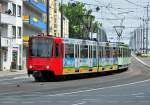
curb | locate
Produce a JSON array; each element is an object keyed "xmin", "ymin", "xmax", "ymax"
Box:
[{"xmin": 131, "ymin": 54, "xmax": 150, "ymax": 68}]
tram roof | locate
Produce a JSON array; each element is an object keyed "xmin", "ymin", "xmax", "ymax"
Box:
[{"xmin": 64, "ymin": 38, "xmax": 119, "ymax": 47}]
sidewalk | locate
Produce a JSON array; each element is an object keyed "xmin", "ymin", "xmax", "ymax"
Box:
[{"xmin": 0, "ymin": 69, "xmax": 27, "ymax": 77}]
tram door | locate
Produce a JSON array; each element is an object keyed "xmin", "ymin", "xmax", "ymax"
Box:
[{"xmin": 75, "ymin": 44, "xmax": 80, "ymax": 70}]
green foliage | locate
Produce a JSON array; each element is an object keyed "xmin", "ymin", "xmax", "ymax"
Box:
[{"xmin": 61, "ymin": 2, "xmax": 101, "ymax": 38}]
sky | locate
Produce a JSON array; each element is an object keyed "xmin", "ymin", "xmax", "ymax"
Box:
[{"xmin": 62, "ymin": 0, "xmax": 149, "ymax": 44}]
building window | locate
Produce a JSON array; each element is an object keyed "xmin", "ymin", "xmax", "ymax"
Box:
[
  {"xmin": 17, "ymin": 27, "xmax": 21, "ymax": 38},
  {"xmin": 4, "ymin": 50, "xmax": 7, "ymax": 62},
  {"xmin": 12, "ymin": 26, "xmax": 16, "ymax": 38},
  {"xmin": 17, "ymin": 5, "xmax": 21, "ymax": 17},
  {"xmin": 0, "ymin": 3, "xmax": 2, "ymax": 13},
  {"xmin": 12, "ymin": 4, "xmax": 16, "ymax": 16}
]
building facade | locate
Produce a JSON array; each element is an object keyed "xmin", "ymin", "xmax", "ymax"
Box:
[
  {"xmin": 49, "ymin": 0, "xmax": 58, "ymax": 36},
  {"xmin": 57, "ymin": 11, "xmax": 69, "ymax": 38},
  {"xmin": 49, "ymin": 0, "xmax": 69, "ymax": 37},
  {"xmin": 129, "ymin": 26, "xmax": 145, "ymax": 54},
  {"xmin": 23, "ymin": 0, "xmax": 47, "ymax": 68},
  {"xmin": 0, "ymin": 0, "xmax": 23, "ymax": 71}
]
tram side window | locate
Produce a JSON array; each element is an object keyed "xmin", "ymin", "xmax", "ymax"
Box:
[
  {"xmin": 110, "ymin": 47, "xmax": 112, "ymax": 58},
  {"xmin": 80, "ymin": 45, "xmax": 88, "ymax": 58},
  {"xmin": 105, "ymin": 47, "xmax": 110, "ymax": 58},
  {"xmin": 99, "ymin": 46, "xmax": 102, "ymax": 58},
  {"xmin": 54, "ymin": 43, "xmax": 59, "ymax": 57},
  {"xmin": 124, "ymin": 49, "xmax": 125, "ymax": 57},
  {"xmin": 102, "ymin": 46, "xmax": 105, "ymax": 58},
  {"xmin": 113, "ymin": 47, "xmax": 116, "ymax": 57},
  {"xmin": 122, "ymin": 48, "xmax": 124, "ymax": 57},
  {"xmin": 119, "ymin": 48, "xmax": 121, "ymax": 57},
  {"xmin": 89, "ymin": 46, "xmax": 91, "ymax": 58},
  {"xmin": 121, "ymin": 48, "xmax": 123, "ymax": 57},
  {"xmin": 65, "ymin": 44, "xmax": 74, "ymax": 58},
  {"xmin": 75, "ymin": 45, "xmax": 79, "ymax": 58},
  {"xmin": 93, "ymin": 46, "xmax": 96, "ymax": 58},
  {"xmin": 126, "ymin": 49, "xmax": 128, "ymax": 57}
]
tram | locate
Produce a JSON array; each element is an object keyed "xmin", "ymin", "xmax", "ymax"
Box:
[{"xmin": 27, "ymin": 35, "xmax": 131, "ymax": 81}]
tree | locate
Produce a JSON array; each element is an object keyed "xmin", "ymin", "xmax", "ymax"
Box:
[{"xmin": 61, "ymin": 2, "xmax": 101, "ymax": 39}]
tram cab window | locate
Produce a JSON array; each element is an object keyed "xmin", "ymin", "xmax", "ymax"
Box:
[
  {"xmin": 65, "ymin": 44, "xmax": 74, "ymax": 58},
  {"xmin": 80, "ymin": 45, "xmax": 88, "ymax": 58}
]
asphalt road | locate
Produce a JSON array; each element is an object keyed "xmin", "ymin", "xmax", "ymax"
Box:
[{"xmin": 0, "ymin": 57, "xmax": 150, "ymax": 105}]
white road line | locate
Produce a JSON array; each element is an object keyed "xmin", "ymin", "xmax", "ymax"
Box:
[
  {"xmin": 0, "ymin": 79, "xmax": 13, "ymax": 82},
  {"xmin": 21, "ymin": 101, "xmax": 34, "ymax": 104},
  {"xmin": 48, "ymin": 78, "xmax": 150, "ymax": 97},
  {"xmin": 135, "ymin": 96, "xmax": 145, "ymax": 98},
  {"xmin": 72, "ymin": 101, "xmax": 86, "ymax": 105},
  {"xmin": 132, "ymin": 92, "xmax": 145, "ymax": 96},
  {"xmin": 132, "ymin": 54, "xmax": 150, "ymax": 68},
  {"xmin": 0, "ymin": 76, "xmax": 30, "ymax": 82},
  {"xmin": 13, "ymin": 76, "xmax": 28, "ymax": 79}
]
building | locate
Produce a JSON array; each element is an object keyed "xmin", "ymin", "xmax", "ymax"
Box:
[
  {"xmin": 49, "ymin": 0, "xmax": 58, "ymax": 36},
  {"xmin": 48, "ymin": 0, "xmax": 69, "ymax": 38},
  {"xmin": 129, "ymin": 26, "xmax": 145, "ymax": 54},
  {"xmin": 23, "ymin": 0, "xmax": 47, "ymax": 68},
  {"xmin": 0, "ymin": 0, "xmax": 23, "ymax": 71},
  {"xmin": 57, "ymin": 11, "xmax": 69, "ymax": 38}
]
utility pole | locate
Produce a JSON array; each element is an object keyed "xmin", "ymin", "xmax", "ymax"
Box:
[
  {"xmin": 134, "ymin": 31, "xmax": 136, "ymax": 53},
  {"xmin": 146, "ymin": 2, "xmax": 149, "ymax": 53},
  {"xmin": 61, "ymin": 0, "xmax": 63, "ymax": 38},
  {"xmin": 47, "ymin": 0, "xmax": 50, "ymax": 35}
]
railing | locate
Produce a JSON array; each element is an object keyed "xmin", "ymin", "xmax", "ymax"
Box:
[
  {"xmin": 24, "ymin": 0, "xmax": 46, "ymax": 13},
  {"xmin": 0, "ymin": 36, "xmax": 12, "ymax": 47},
  {"xmin": 0, "ymin": 12, "xmax": 16, "ymax": 25}
]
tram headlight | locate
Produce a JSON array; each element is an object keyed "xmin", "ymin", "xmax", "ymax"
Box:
[
  {"xmin": 46, "ymin": 66, "xmax": 50, "ymax": 69},
  {"xmin": 29, "ymin": 65, "xmax": 33, "ymax": 69}
]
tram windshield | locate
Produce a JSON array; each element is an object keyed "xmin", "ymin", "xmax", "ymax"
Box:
[{"xmin": 29, "ymin": 38, "xmax": 53, "ymax": 57}]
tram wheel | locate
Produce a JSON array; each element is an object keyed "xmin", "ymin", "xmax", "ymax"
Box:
[{"xmin": 34, "ymin": 76, "xmax": 45, "ymax": 82}]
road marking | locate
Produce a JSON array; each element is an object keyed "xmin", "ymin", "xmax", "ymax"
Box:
[
  {"xmin": 135, "ymin": 96, "xmax": 145, "ymax": 98},
  {"xmin": 0, "ymin": 76, "xmax": 31, "ymax": 82},
  {"xmin": 132, "ymin": 54, "xmax": 150, "ymax": 68},
  {"xmin": 0, "ymin": 79, "xmax": 13, "ymax": 82},
  {"xmin": 13, "ymin": 76, "xmax": 28, "ymax": 79},
  {"xmin": 72, "ymin": 101, "xmax": 86, "ymax": 105},
  {"xmin": 21, "ymin": 101, "xmax": 34, "ymax": 104},
  {"xmin": 132, "ymin": 92, "xmax": 145, "ymax": 96},
  {"xmin": 48, "ymin": 78, "xmax": 150, "ymax": 97}
]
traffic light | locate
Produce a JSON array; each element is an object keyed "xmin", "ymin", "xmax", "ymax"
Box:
[{"xmin": 96, "ymin": 7, "xmax": 100, "ymax": 12}]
